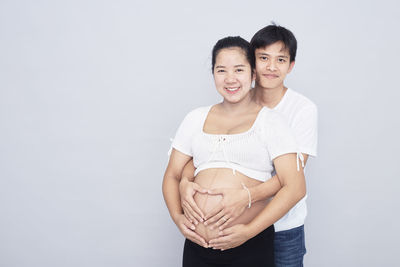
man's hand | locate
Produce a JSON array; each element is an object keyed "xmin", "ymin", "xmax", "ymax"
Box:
[
  {"xmin": 174, "ymin": 213, "xmax": 208, "ymax": 248},
  {"xmin": 179, "ymin": 178, "xmax": 207, "ymax": 225},
  {"xmin": 208, "ymin": 224, "xmax": 250, "ymax": 250},
  {"xmin": 203, "ymin": 187, "xmax": 248, "ymax": 230}
]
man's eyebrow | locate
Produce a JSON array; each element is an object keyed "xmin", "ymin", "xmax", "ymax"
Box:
[{"xmin": 256, "ymin": 52, "xmax": 289, "ymax": 58}]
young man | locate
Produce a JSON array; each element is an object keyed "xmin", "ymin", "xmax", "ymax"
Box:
[{"xmin": 179, "ymin": 24, "xmax": 317, "ymax": 266}]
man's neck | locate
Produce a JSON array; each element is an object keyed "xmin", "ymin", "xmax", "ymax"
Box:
[{"xmin": 252, "ymin": 85, "xmax": 288, "ymax": 109}]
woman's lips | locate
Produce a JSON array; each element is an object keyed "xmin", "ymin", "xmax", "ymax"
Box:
[{"xmin": 224, "ymin": 87, "xmax": 240, "ymax": 94}]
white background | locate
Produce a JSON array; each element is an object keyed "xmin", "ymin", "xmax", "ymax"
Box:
[{"xmin": 1, "ymin": 0, "xmax": 399, "ymax": 266}]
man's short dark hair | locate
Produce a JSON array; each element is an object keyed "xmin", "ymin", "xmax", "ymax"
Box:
[{"xmin": 250, "ymin": 24, "xmax": 297, "ymax": 62}]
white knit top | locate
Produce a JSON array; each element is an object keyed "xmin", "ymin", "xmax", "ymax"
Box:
[{"xmin": 171, "ymin": 106, "xmax": 302, "ymax": 182}]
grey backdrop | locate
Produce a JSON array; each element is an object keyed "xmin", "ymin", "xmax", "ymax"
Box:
[{"xmin": 1, "ymin": 0, "xmax": 399, "ymax": 266}]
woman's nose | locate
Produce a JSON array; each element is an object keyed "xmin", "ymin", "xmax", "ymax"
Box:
[{"xmin": 225, "ymin": 72, "xmax": 236, "ymax": 83}]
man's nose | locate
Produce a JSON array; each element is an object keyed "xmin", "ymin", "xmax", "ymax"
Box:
[{"xmin": 267, "ymin": 60, "xmax": 277, "ymax": 71}]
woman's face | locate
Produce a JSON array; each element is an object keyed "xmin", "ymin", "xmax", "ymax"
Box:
[{"xmin": 213, "ymin": 47, "xmax": 254, "ymax": 104}]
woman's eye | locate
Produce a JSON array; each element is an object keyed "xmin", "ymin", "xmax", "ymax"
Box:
[
  {"xmin": 236, "ymin": 69, "xmax": 244, "ymax": 72},
  {"xmin": 217, "ymin": 69, "xmax": 225, "ymax": 73}
]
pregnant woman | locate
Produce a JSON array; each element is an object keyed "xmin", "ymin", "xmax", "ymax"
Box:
[{"xmin": 162, "ymin": 36, "xmax": 305, "ymax": 267}]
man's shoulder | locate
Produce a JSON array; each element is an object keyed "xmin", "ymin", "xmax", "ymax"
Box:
[{"xmin": 285, "ymin": 88, "xmax": 317, "ymax": 112}]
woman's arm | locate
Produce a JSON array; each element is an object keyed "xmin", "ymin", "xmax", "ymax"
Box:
[
  {"xmin": 162, "ymin": 149, "xmax": 208, "ymax": 248},
  {"xmin": 179, "ymin": 160, "xmax": 208, "ymax": 225},
  {"xmin": 208, "ymin": 153, "xmax": 306, "ymax": 250},
  {"xmin": 203, "ymin": 174, "xmax": 282, "ymax": 229},
  {"xmin": 179, "ymin": 160, "xmax": 284, "ymax": 229}
]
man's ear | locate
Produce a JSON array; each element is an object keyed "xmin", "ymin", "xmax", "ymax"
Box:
[{"xmin": 288, "ymin": 61, "xmax": 295, "ymax": 73}]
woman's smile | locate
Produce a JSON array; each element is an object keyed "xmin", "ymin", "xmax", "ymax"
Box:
[{"xmin": 224, "ymin": 86, "xmax": 241, "ymax": 94}]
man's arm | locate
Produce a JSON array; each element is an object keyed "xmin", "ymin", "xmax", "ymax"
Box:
[
  {"xmin": 204, "ymin": 154, "xmax": 308, "ymax": 230},
  {"xmin": 248, "ymin": 154, "xmax": 309, "ymax": 203},
  {"xmin": 207, "ymin": 102, "xmax": 317, "ymax": 247},
  {"xmin": 208, "ymin": 153, "xmax": 306, "ymax": 250}
]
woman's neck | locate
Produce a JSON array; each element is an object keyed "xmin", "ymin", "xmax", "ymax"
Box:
[{"xmin": 218, "ymin": 92, "xmax": 260, "ymax": 116}]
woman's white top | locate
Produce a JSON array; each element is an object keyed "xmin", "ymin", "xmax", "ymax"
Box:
[{"xmin": 171, "ymin": 106, "xmax": 302, "ymax": 182}]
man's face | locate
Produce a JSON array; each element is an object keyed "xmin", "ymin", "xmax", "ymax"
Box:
[{"xmin": 254, "ymin": 41, "xmax": 295, "ymax": 90}]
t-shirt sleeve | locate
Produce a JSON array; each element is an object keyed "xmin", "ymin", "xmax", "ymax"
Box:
[
  {"xmin": 291, "ymin": 105, "xmax": 318, "ymax": 157},
  {"xmin": 264, "ymin": 111, "xmax": 299, "ymax": 160},
  {"xmin": 170, "ymin": 109, "xmax": 200, "ymax": 157}
]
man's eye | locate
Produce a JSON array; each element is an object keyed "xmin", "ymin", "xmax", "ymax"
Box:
[
  {"xmin": 236, "ymin": 69, "xmax": 244, "ymax": 72},
  {"xmin": 217, "ymin": 69, "xmax": 225, "ymax": 73},
  {"xmin": 260, "ymin": 56, "xmax": 268, "ymax": 60},
  {"xmin": 278, "ymin": 58, "xmax": 286, "ymax": 63}
]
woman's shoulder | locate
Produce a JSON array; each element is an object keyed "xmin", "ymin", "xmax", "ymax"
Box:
[
  {"xmin": 173, "ymin": 105, "xmax": 212, "ymax": 147},
  {"xmin": 182, "ymin": 105, "xmax": 212, "ymax": 121},
  {"xmin": 186, "ymin": 105, "xmax": 212, "ymax": 116}
]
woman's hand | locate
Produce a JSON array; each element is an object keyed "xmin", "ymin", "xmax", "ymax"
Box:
[
  {"xmin": 203, "ymin": 187, "xmax": 248, "ymax": 230},
  {"xmin": 208, "ymin": 224, "xmax": 250, "ymax": 250},
  {"xmin": 179, "ymin": 178, "xmax": 207, "ymax": 225},
  {"xmin": 174, "ymin": 213, "xmax": 208, "ymax": 248}
]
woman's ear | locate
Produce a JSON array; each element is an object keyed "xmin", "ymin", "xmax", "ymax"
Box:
[
  {"xmin": 288, "ymin": 61, "xmax": 295, "ymax": 73},
  {"xmin": 252, "ymin": 71, "xmax": 256, "ymax": 88}
]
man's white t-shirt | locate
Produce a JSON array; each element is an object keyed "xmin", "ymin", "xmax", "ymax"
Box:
[{"xmin": 269, "ymin": 88, "xmax": 318, "ymax": 232}]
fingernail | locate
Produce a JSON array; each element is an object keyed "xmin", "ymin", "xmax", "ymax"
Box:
[
  {"xmin": 204, "ymin": 222, "xmax": 207, "ymax": 226},
  {"xmin": 191, "ymin": 225, "xmax": 195, "ymax": 230}
]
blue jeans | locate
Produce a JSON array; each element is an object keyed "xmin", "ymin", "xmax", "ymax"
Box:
[{"xmin": 274, "ymin": 225, "xmax": 306, "ymax": 267}]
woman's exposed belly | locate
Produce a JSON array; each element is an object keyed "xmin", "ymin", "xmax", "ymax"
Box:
[{"xmin": 193, "ymin": 168, "xmax": 269, "ymax": 243}]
